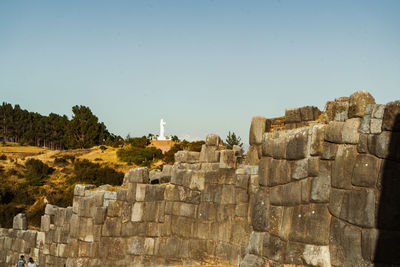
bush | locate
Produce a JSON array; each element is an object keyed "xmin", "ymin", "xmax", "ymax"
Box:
[
  {"xmin": 117, "ymin": 146, "xmax": 163, "ymax": 166},
  {"xmin": 24, "ymin": 159, "xmax": 54, "ymax": 186},
  {"xmin": 62, "ymin": 155, "xmax": 75, "ymax": 163},
  {"xmin": 54, "ymin": 157, "xmax": 68, "ymax": 165},
  {"xmin": 99, "ymin": 145, "xmax": 107, "ymax": 152},
  {"xmin": 0, "ymin": 154, "xmax": 7, "ymax": 160},
  {"xmin": 72, "ymin": 159, "xmax": 124, "ymax": 186}
]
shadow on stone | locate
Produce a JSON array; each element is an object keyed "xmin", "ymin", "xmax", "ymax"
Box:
[{"xmin": 375, "ymin": 113, "xmax": 400, "ymax": 264}]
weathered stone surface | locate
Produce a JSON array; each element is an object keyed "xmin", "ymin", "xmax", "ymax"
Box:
[
  {"xmin": 301, "ymin": 178, "xmax": 311, "ymax": 203},
  {"xmin": 205, "ymin": 134, "xmax": 221, "ymax": 146},
  {"xmin": 289, "ymin": 203, "xmax": 331, "ymax": 245},
  {"xmin": 124, "ymin": 167, "xmax": 149, "ymax": 184},
  {"xmin": 281, "ymin": 182, "xmax": 301, "ymax": 206},
  {"xmin": 368, "ymin": 131, "xmax": 400, "ymax": 160},
  {"xmin": 328, "ymin": 188, "xmax": 345, "ymax": 218},
  {"xmin": 199, "ymin": 145, "xmax": 220, "ymax": 163},
  {"xmin": 13, "ymin": 213, "xmax": 27, "ymax": 230},
  {"xmin": 286, "ymin": 129, "xmax": 308, "ymax": 160},
  {"xmin": 340, "ymin": 188, "xmax": 376, "ymax": 228},
  {"xmin": 324, "ymin": 121, "xmax": 344, "ymax": 143},
  {"xmin": 357, "ymin": 133, "xmax": 368, "ymax": 153},
  {"xmin": 219, "ymin": 150, "xmax": 236, "ymax": 168},
  {"xmin": 240, "ymin": 253, "xmax": 265, "ymax": 267},
  {"xmin": 270, "ymin": 186, "xmax": 282, "ymax": 206},
  {"xmin": 308, "ymin": 157, "xmax": 319, "ymax": 177},
  {"xmin": 302, "ymin": 245, "xmax": 331, "ymax": 267},
  {"xmin": 251, "ymin": 189, "xmax": 269, "ymax": 232},
  {"xmin": 272, "ymin": 132, "xmax": 287, "ymax": 159},
  {"xmin": 74, "ymin": 184, "xmax": 96, "ymax": 196},
  {"xmin": 310, "ymin": 125, "xmax": 325, "ymax": 156},
  {"xmin": 246, "ymin": 145, "xmax": 260, "ymax": 165},
  {"xmin": 321, "ymin": 142, "xmax": 338, "ymax": 160},
  {"xmin": 352, "ymin": 154, "xmax": 381, "ymax": 187},
  {"xmin": 268, "ymin": 159, "xmax": 290, "ymax": 186},
  {"xmin": 382, "ymin": 100, "xmax": 400, "ymax": 131},
  {"xmin": 342, "ymin": 118, "xmax": 360, "ymax": 144},
  {"xmin": 174, "ymin": 151, "xmax": 200, "ymax": 163},
  {"xmin": 262, "ymin": 233, "xmax": 287, "ymax": 262},
  {"xmin": 361, "ymin": 228, "xmax": 378, "ymax": 262},
  {"xmin": 290, "ymin": 158, "xmax": 308, "ymax": 180},
  {"xmin": 262, "ymin": 132, "xmax": 274, "ymax": 157},
  {"xmin": 329, "ymin": 217, "xmax": 366, "ymax": 266},
  {"xmin": 370, "ymin": 118, "xmax": 383, "ymax": 134},
  {"xmin": 258, "ymin": 157, "xmax": 272, "ymax": 187},
  {"xmin": 360, "ymin": 114, "xmax": 371, "ymax": 134},
  {"xmin": 300, "ymin": 106, "xmax": 321, "ymax": 121},
  {"xmin": 249, "ymin": 116, "xmax": 270, "ymax": 145},
  {"xmin": 332, "ymin": 145, "xmax": 357, "ymax": 189},
  {"xmin": 348, "ymin": 91, "xmax": 376, "ymax": 118},
  {"xmin": 311, "ymin": 174, "xmax": 330, "ymax": 203},
  {"xmin": 285, "ymin": 108, "xmax": 302, "ymax": 123}
]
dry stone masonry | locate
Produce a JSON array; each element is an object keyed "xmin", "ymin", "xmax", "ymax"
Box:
[{"xmin": 0, "ymin": 91, "xmax": 399, "ymax": 267}]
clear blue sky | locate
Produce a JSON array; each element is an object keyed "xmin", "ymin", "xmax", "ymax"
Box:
[{"xmin": 1, "ymin": 1, "xmax": 399, "ymax": 145}]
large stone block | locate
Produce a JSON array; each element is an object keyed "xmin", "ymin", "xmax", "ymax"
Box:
[
  {"xmin": 272, "ymin": 132, "xmax": 287, "ymax": 159},
  {"xmin": 268, "ymin": 159, "xmax": 291, "ymax": 186},
  {"xmin": 199, "ymin": 145, "xmax": 220, "ymax": 163},
  {"xmin": 286, "ymin": 129, "xmax": 309, "ymax": 160},
  {"xmin": 219, "ymin": 150, "xmax": 236, "ymax": 168},
  {"xmin": 368, "ymin": 131, "xmax": 400, "ymax": 160},
  {"xmin": 281, "ymin": 182, "xmax": 301, "ymax": 206},
  {"xmin": 321, "ymin": 142, "xmax": 338, "ymax": 160},
  {"xmin": 342, "ymin": 118, "xmax": 360, "ymax": 144},
  {"xmin": 310, "ymin": 175, "xmax": 330, "ymax": 203},
  {"xmin": 285, "ymin": 108, "xmax": 302, "ymax": 123},
  {"xmin": 262, "ymin": 232, "xmax": 287, "ymax": 262},
  {"xmin": 340, "ymin": 188, "xmax": 375, "ymax": 228},
  {"xmin": 251, "ymin": 188, "xmax": 269, "ymax": 232},
  {"xmin": 123, "ymin": 167, "xmax": 149, "ymax": 184},
  {"xmin": 370, "ymin": 118, "xmax": 383, "ymax": 134},
  {"xmin": 13, "ymin": 213, "xmax": 27, "ymax": 230},
  {"xmin": 205, "ymin": 134, "xmax": 221, "ymax": 146},
  {"xmin": 382, "ymin": 100, "xmax": 400, "ymax": 131},
  {"xmin": 300, "ymin": 106, "xmax": 321, "ymax": 121},
  {"xmin": 352, "ymin": 154, "xmax": 381, "ymax": 187},
  {"xmin": 360, "ymin": 114, "xmax": 371, "ymax": 134},
  {"xmin": 325, "ymin": 121, "xmax": 344, "ymax": 143},
  {"xmin": 74, "ymin": 184, "xmax": 96, "ymax": 196},
  {"xmin": 174, "ymin": 151, "xmax": 200, "ymax": 163},
  {"xmin": 302, "ymin": 245, "xmax": 331, "ymax": 267},
  {"xmin": 258, "ymin": 157, "xmax": 272, "ymax": 187},
  {"xmin": 328, "ymin": 188, "xmax": 345, "ymax": 218},
  {"xmin": 289, "ymin": 203, "xmax": 331, "ymax": 245},
  {"xmin": 262, "ymin": 132, "xmax": 274, "ymax": 157},
  {"xmin": 291, "ymin": 158, "xmax": 308, "ymax": 180},
  {"xmin": 101, "ymin": 217, "xmax": 121, "ymax": 237},
  {"xmin": 348, "ymin": 91, "xmax": 376, "ymax": 118},
  {"xmin": 357, "ymin": 133, "xmax": 368, "ymax": 153},
  {"xmin": 329, "ymin": 217, "xmax": 366, "ymax": 266},
  {"xmin": 332, "ymin": 145, "xmax": 357, "ymax": 189},
  {"xmin": 240, "ymin": 254, "xmax": 265, "ymax": 267},
  {"xmin": 249, "ymin": 116, "xmax": 270, "ymax": 145},
  {"xmin": 246, "ymin": 145, "xmax": 260, "ymax": 165},
  {"xmin": 310, "ymin": 125, "xmax": 325, "ymax": 156}
]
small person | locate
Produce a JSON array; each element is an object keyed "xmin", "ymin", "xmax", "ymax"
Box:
[
  {"xmin": 27, "ymin": 257, "xmax": 36, "ymax": 267},
  {"xmin": 15, "ymin": 255, "xmax": 26, "ymax": 267}
]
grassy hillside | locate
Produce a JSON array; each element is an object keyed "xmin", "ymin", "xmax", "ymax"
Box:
[{"xmin": 0, "ymin": 142, "xmax": 148, "ymax": 229}]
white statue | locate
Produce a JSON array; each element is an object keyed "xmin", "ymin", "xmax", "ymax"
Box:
[{"xmin": 158, "ymin": 119, "xmax": 166, "ymax": 140}]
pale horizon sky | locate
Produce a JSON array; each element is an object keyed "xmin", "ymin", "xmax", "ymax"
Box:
[{"xmin": 1, "ymin": 1, "xmax": 399, "ymax": 144}]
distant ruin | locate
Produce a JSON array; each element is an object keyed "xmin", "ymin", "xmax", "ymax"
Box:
[{"xmin": 1, "ymin": 91, "xmax": 399, "ymax": 266}]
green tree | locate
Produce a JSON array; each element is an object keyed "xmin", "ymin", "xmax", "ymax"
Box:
[
  {"xmin": 24, "ymin": 159, "xmax": 54, "ymax": 186},
  {"xmin": 225, "ymin": 131, "xmax": 243, "ymax": 149}
]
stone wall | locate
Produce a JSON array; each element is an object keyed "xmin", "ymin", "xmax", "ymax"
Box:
[
  {"xmin": 1, "ymin": 91, "xmax": 399, "ymax": 267},
  {"xmin": 241, "ymin": 91, "xmax": 400, "ymax": 267},
  {"xmin": 0, "ymin": 135, "xmax": 255, "ymax": 266}
]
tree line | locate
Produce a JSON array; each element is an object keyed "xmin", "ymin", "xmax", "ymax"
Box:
[{"xmin": 0, "ymin": 102, "xmax": 122, "ymax": 149}]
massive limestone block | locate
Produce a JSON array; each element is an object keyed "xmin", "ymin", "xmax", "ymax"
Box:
[
  {"xmin": 272, "ymin": 132, "xmax": 287, "ymax": 159},
  {"xmin": 332, "ymin": 145, "xmax": 357, "ymax": 189},
  {"xmin": 368, "ymin": 131, "xmax": 400, "ymax": 160},
  {"xmin": 311, "ymin": 174, "xmax": 331, "ymax": 203},
  {"xmin": 321, "ymin": 142, "xmax": 338, "ymax": 160},
  {"xmin": 289, "ymin": 203, "xmax": 331, "ymax": 245},
  {"xmin": 324, "ymin": 121, "xmax": 344, "ymax": 143},
  {"xmin": 262, "ymin": 132, "xmax": 274, "ymax": 157},
  {"xmin": 199, "ymin": 144, "xmax": 220, "ymax": 163},
  {"xmin": 251, "ymin": 189, "xmax": 269, "ymax": 232},
  {"xmin": 13, "ymin": 213, "xmax": 27, "ymax": 230},
  {"xmin": 310, "ymin": 125, "xmax": 325, "ymax": 156},
  {"xmin": 240, "ymin": 254, "xmax": 265, "ymax": 267},
  {"xmin": 323, "ymin": 97, "xmax": 349, "ymax": 122},
  {"xmin": 302, "ymin": 245, "xmax": 331, "ymax": 267},
  {"xmin": 352, "ymin": 154, "xmax": 382, "ymax": 187},
  {"xmin": 285, "ymin": 108, "xmax": 302, "ymax": 123},
  {"xmin": 291, "ymin": 158, "xmax": 308, "ymax": 180},
  {"xmin": 258, "ymin": 157, "xmax": 272, "ymax": 187},
  {"xmin": 281, "ymin": 182, "xmax": 302, "ymax": 206},
  {"xmin": 382, "ymin": 100, "xmax": 400, "ymax": 131},
  {"xmin": 249, "ymin": 116, "xmax": 270, "ymax": 145},
  {"xmin": 348, "ymin": 91, "xmax": 376, "ymax": 118},
  {"xmin": 246, "ymin": 145, "xmax": 261, "ymax": 165},
  {"xmin": 341, "ymin": 118, "xmax": 360, "ymax": 144},
  {"xmin": 329, "ymin": 217, "xmax": 367, "ymax": 266},
  {"xmin": 300, "ymin": 106, "xmax": 321, "ymax": 121},
  {"xmin": 174, "ymin": 151, "xmax": 200, "ymax": 163},
  {"xmin": 268, "ymin": 159, "xmax": 291, "ymax": 186},
  {"xmin": 124, "ymin": 167, "xmax": 149, "ymax": 184},
  {"xmin": 219, "ymin": 150, "xmax": 236, "ymax": 168},
  {"xmin": 286, "ymin": 128, "xmax": 309, "ymax": 160},
  {"xmin": 205, "ymin": 134, "xmax": 221, "ymax": 146},
  {"xmin": 339, "ymin": 188, "xmax": 376, "ymax": 228}
]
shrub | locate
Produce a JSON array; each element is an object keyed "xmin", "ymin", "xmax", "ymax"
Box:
[
  {"xmin": 54, "ymin": 157, "xmax": 68, "ymax": 165},
  {"xmin": 62, "ymin": 155, "xmax": 75, "ymax": 163},
  {"xmin": 117, "ymin": 146, "xmax": 162, "ymax": 166},
  {"xmin": 72, "ymin": 159, "xmax": 124, "ymax": 186},
  {"xmin": 0, "ymin": 154, "xmax": 7, "ymax": 160},
  {"xmin": 99, "ymin": 145, "xmax": 107, "ymax": 152},
  {"xmin": 24, "ymin": 159, "xmax": 54, "ymax": 186}
]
